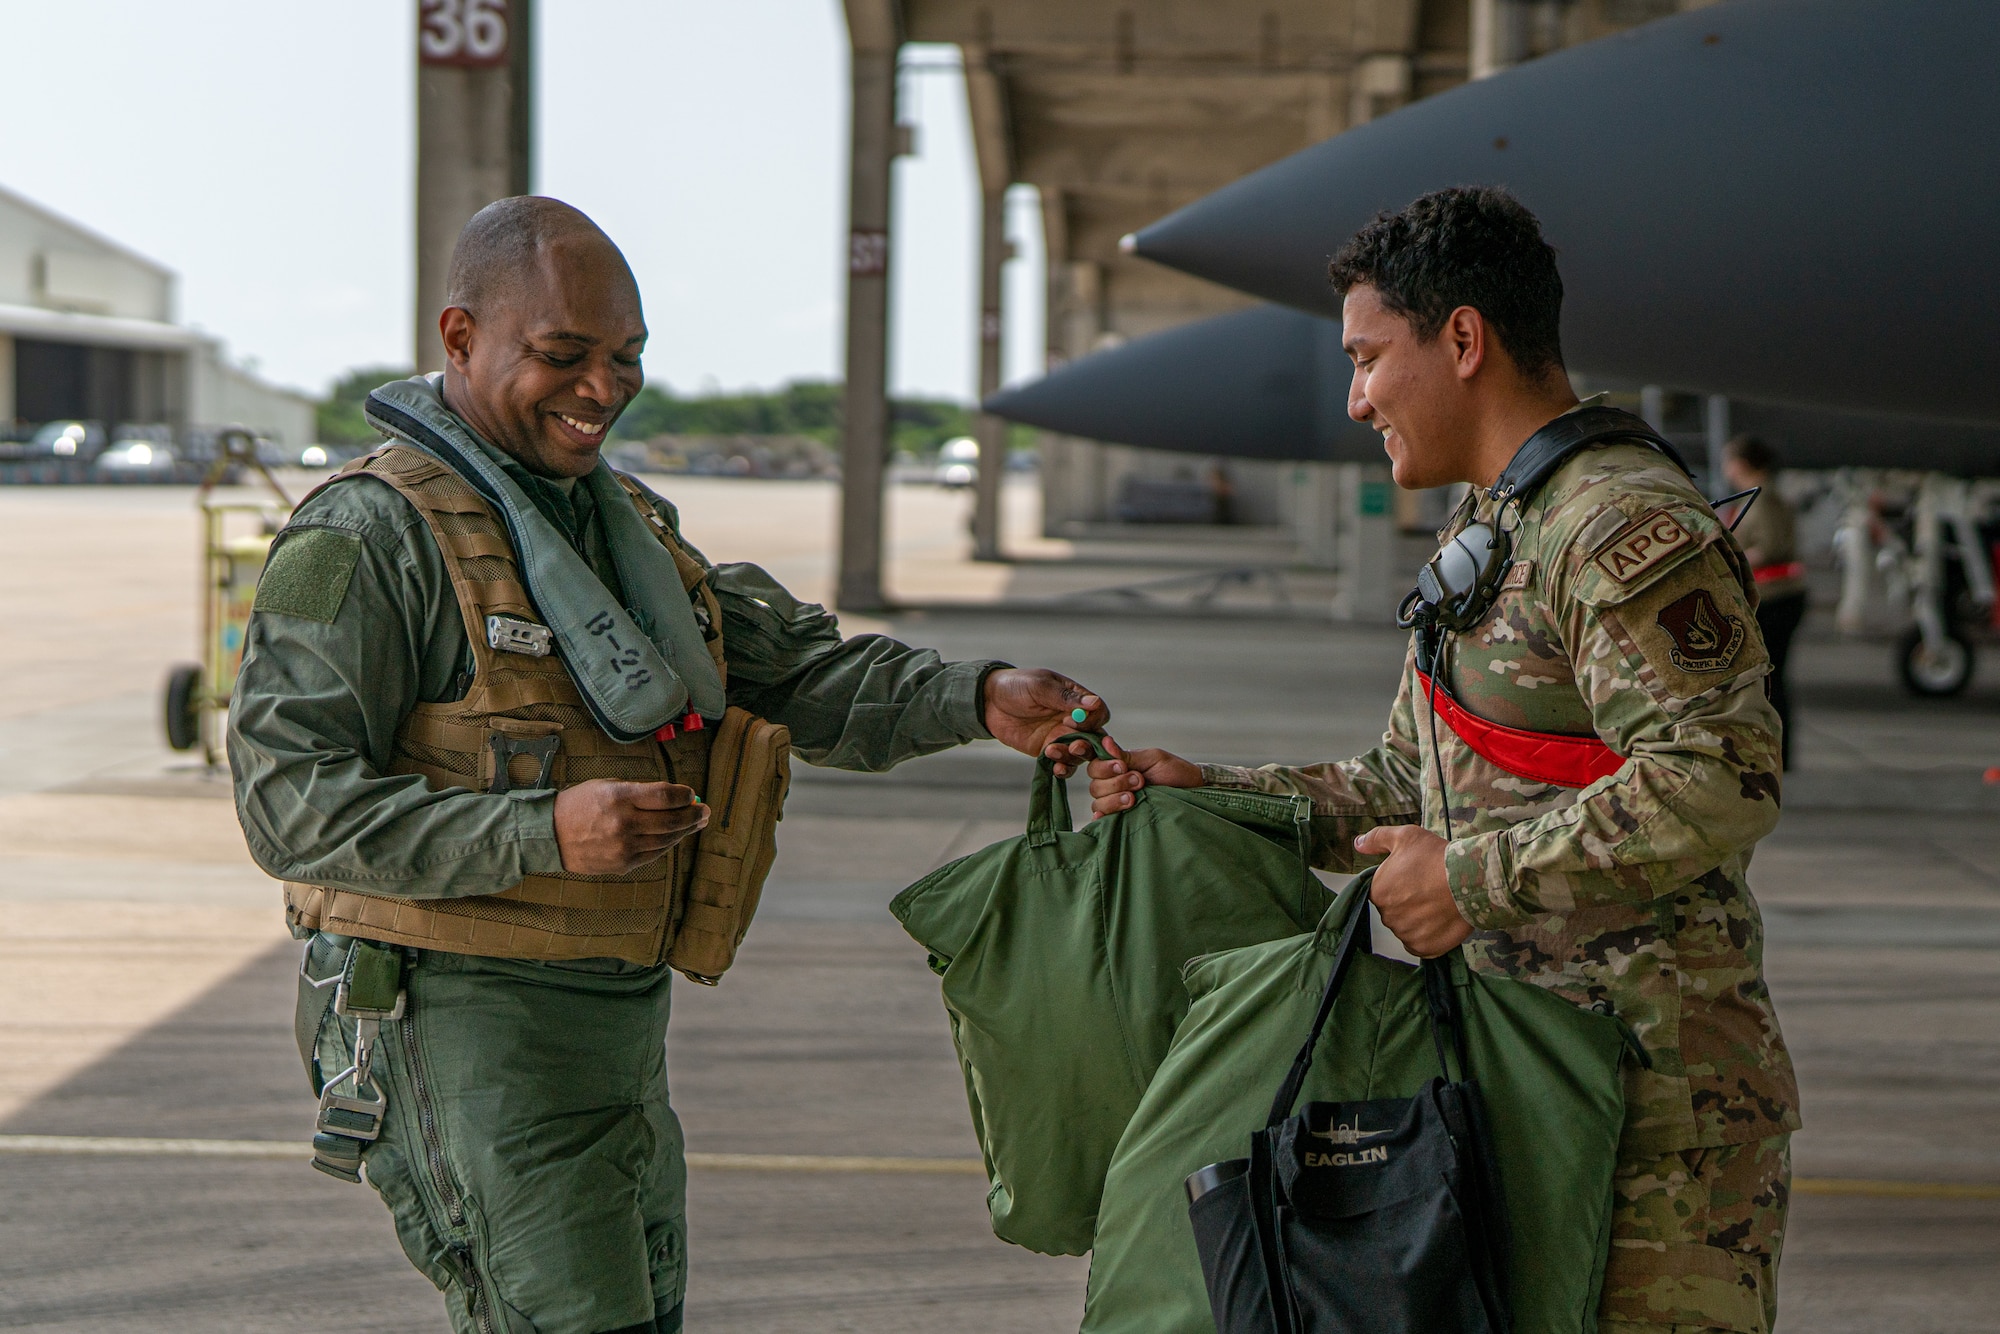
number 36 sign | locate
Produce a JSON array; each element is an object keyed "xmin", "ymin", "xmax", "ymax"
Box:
[{"xmin": 420, "ymin": 0, "xmax": 511, "ymax": 68}]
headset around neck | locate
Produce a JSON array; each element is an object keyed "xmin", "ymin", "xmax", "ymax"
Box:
[{"xmin": 1397, "ymin": 406, "xmax": 1692, "ymax": 659}]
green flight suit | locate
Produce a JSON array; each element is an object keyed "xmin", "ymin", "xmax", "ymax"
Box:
[
  {"xmin": 231, "ymin": 396, "xmax": 1003, "ymax": 1334},
  {"xmin": 1199, "ymin": 442, "xmax": 1799, "ymax": 1333}
]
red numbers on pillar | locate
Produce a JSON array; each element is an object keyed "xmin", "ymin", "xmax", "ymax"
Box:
[{"xmin": 420, "ymin": 0, "xmax": 510, "ymax": 68}]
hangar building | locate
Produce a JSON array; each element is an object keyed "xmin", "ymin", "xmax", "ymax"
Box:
[{"xmin": 0, "ymin": 184, "xmax": 313, "ymax": 448}]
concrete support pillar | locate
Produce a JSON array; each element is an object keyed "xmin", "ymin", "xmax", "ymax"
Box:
[
  {"xmin": 1638, "ymin": 384, "xmax": 1666, "ymax": 432},
  {"xmin": 971, "ymin": 187, "xmax": 1007, "ymax": 561},
  {"xmin": 414, "ymin": 0, "xmax": 534, "ymax": 373},
  {"xmin": 1470, "ymin": 0, "xmax": 1533, "ymax": 78},
  {"xmin": 962, "ymin": 40, "xmax": 1013, "ymax": 561},
  {"xmin": 1704, "ymin": 393, "xmax": 1730, "ymax": 501},
  {"xmin": 837, "ymin": 5, "xmax": 899, "ymax": 611},
  {"xmin": 1288, "ymin": 463, "xmax": 1343, "ymax": 568},
  {"xmin": 0, "ymin": 334, "xmax": 13, "ymax": 426},
  {"xmin": 1038, "ymin": 245, "xmax": 1114, "ymax": 532},
  {"xmin": 1331, "ymin": 463, "xmax": 1400, "ymax": 622},
  {"xmin": 1349, "ymin": 52, "xmax": 1413, "ymax": 124}
]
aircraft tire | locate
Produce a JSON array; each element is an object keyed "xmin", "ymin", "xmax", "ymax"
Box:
[
  {"xmin": 164, "ymin": 663, "xmax": 203, "ymax": 751},
  {"xmin": 1897, "ymin": 626, "xmax": 1974, "ymax": 697}
]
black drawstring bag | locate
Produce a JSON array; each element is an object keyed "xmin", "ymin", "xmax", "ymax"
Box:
[{"xmin": 1185, "ymin": 889, "xmax": 1511, "ymax": 1334}]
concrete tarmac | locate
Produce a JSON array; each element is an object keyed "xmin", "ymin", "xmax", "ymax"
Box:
[{"xmin": 2, "ymin": 477, "xmax": 1996, "ymax": 1331}]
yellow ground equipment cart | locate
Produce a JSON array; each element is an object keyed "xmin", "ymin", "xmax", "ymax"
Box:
[{"xmin": 163, "ymin": 429, "xmax": 295, "ymax": 765}]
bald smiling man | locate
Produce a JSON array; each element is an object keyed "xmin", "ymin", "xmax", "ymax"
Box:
[{"xmin": 229, "ymin": 197, "xmax": 1106, "ymax": 1334}]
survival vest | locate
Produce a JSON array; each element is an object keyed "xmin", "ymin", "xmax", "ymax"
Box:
[{"xmin": 281, "ymin": 444, "xmax": 789, "ymax": 977}]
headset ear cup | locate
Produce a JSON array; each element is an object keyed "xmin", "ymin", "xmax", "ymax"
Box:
[{"xmin": 1441, "ymin": 524, "xmax": 1512, "ymax": 631}]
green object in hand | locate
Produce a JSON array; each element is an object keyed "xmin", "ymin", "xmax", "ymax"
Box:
[{"xmin": 1071, "ymin": 708, "xmax": 1089, "ymax": 723}]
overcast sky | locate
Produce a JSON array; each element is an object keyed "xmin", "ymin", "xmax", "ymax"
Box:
[{"xmin": 0, "ymin": 1, "xmax": 1045, "ymax": 402}]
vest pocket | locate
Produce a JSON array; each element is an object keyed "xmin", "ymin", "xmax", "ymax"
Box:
[{"xmin": 666, "ymin": 707, "xmax": 791, "ymax": 985}]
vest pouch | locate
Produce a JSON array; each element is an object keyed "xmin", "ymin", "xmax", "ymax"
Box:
[{"xmin": 667, "ymin": 706, "xmax": 790, "ymax": 985}]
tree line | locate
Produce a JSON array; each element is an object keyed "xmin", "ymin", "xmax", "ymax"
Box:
[{"xmin": 317, "ymin": 368, "xmax": 986, "ymax": 457}]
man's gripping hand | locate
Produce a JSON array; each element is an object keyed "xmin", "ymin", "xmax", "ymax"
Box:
[
  {"xmin": 986, "ymin": 668, "xmax": 1109, "ymax": 758},
  {"xmin": 1053, "ymin": 735, "xmax": 1202, "ymax": 818},
  {"xmin": 1352, "ymin": 825, "xmax": 1472, "ymax": 958},
  {"xmin": 555, "ymin": 780, "xmax": 710, "ymax": 875}
]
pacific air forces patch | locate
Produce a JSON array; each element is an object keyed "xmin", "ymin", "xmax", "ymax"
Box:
[
  {"xmin": 1654, "ymin": 587, "xmax": 1746, "ymax": 672},
  {"xmin": 1596, "ymin": 546, "xmax": 1769, "ymax": 701}
]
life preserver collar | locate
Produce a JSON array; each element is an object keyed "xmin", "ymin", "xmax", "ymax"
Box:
[{"xmin": 1416, "ymin": 670, "xmax": 1625, "ymax": 790}]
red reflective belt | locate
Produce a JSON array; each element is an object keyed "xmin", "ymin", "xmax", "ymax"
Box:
[
  {"xmin": 1752, "ymin": 560, "xmax": 1806, "ymax": 584},
  {"xmin": 1415, "ymin": 670, "xmax": 1625, "ymax": 790}
]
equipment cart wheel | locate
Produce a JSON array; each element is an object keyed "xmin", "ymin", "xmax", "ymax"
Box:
[
  {"xmin": 164, "ymin": 663, "xmax": 204, "ymax": 750},
  {"xmin": 1897, "ymin": 626, "xmax": 1974, "ymax": 697}
]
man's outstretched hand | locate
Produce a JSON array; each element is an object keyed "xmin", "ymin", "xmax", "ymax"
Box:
[
  {"xmin": 984, "ymin": 668, "xmax": 1108, "ymax": 758},
  {"xmin": 1352, "ymin": 825, "xmax": 1472, "ymax": 958},
  {"xmin": 556, "ymin": 779, "xmax": 709, "ymax": 875}
]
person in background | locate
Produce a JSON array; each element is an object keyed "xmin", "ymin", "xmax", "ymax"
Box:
[
  {"xmin": 1724, "ymin": 434, "xmax": 1807, "ymax": 770},
  {"xmin": 1205, "ymin": 463, "xmax": 1236, "ymax": 525}
]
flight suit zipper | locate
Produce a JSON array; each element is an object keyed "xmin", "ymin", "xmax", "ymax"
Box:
[{"xmin": 400, "ymin": 1011, "xmax": 498, "ymax": 1334}]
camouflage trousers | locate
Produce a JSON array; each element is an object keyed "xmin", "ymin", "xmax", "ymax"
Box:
[{"xmin": 1598, "ymin": 1133, "xmax": 1791, "ymax": 1334}]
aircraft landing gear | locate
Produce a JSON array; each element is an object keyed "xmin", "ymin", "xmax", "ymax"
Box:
[{"xmin": 1898, "ymin": 625, "xmax": 1974, "ymax": 697}]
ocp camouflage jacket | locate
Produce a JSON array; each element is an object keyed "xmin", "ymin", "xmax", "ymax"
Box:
[{"xmin": 1204, "ymin": 442, "xmax": 1800, "ymax": 1156}]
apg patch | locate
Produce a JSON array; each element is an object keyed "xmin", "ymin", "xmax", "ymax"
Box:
[
  {"xmin": 253, "ymin": 526, "xmax": 361, "ymax": 623},
  {"xmin": 1654, "ymin": 588, "xmax": 1746, "ymax": 672},
  {"xmin": 1592, "ymin": 508, "xmax": 1693, "ymax": 585}
]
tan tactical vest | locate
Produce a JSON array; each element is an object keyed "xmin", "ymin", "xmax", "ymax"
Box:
[{"xmin": 282, "ymin": 444, "xmax": 788, "ymax": 977}]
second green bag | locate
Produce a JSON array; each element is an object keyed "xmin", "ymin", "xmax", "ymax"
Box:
[
  {"xmin": 1085, "ymin": 879, "xmax": 1631, "ymax": 1334},
  {"xmin": 890, "ymin": 737, "xmax": 1336, "ymax": 1257}
]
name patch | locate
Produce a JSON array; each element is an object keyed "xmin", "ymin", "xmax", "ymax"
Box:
[
  {"xmin": 1501, "ymin": 559, "xmax": 1534, "ymax": 591},
  {"xmin": 1304, "ymin": 1146, "xmax": 1390, "ymax": 1168},
  {"xmin": 1593, "ymin": 508, "xmax": 1693, "ymax": 584}
]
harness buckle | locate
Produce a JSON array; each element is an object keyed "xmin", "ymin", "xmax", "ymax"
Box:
[
  {"xmin": 312, "ymin": 1065, "xmax": 388, "ymax": 1182},
  {"xmin": 310, "ymin": 940, "xmax": 407, "ymax": 1183},
  {"xmin": 485, "ymin": 614, "xmax": 553, "ymax": 657}
]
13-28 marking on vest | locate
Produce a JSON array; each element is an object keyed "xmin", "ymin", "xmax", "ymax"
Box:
[{"xmin": 1593, "ymin": 508, "xmax": 1693, "ymax": 584}]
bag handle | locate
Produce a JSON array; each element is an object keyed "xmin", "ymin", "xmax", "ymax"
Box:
[
  {"xmin": 1264, "ymin": 871, "xmax": 1376, "ymax": 1127},
  {"xmin": 1265, "ymin": 874, "xmax": 1482, "ymax": 1126},
  {"xmin": 1026, "ymin": 731, "xmax": 1112, "ymax": 847}
]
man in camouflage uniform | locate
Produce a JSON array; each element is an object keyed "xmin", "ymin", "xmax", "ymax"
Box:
[{"xmin": 1062, "ymin": 188, "xmax": 1798, "ymax": 1333}]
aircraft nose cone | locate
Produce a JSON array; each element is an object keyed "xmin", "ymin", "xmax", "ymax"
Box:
[{"xmin": 1126, "ymin": 0, "xmax": 2000, "ymax": 424}]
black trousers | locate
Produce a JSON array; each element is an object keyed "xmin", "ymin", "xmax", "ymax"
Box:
[{"xmin": 1757, "ymin": 591, "xmax": 1808, "ymax": 771}]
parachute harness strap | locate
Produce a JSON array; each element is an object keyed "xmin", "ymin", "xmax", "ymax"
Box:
[{"xmin": 309, "ymin": 940, "xmax": 407, "ymax": 1183}]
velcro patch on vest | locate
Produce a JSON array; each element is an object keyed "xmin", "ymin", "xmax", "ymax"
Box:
[
  {"xmin": 1654, "ymin": 588, "xmax": 1747, "ymax": 673},
  {"xmin": 255, "ymin": 527, "xmax": 361, "ymax": 624},
  {"xmin": 1592, "ymin": 508, "xmax": 1693, "ymax": 585},
  {"xmin": 1501, "ymin": 560, "xmax": 1534, "ymax": 591}
]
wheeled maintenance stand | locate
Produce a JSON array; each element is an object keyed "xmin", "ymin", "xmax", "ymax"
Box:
[{"xmin": 163, "ymin": 429, "xmax": 295, "ymax": 766}]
